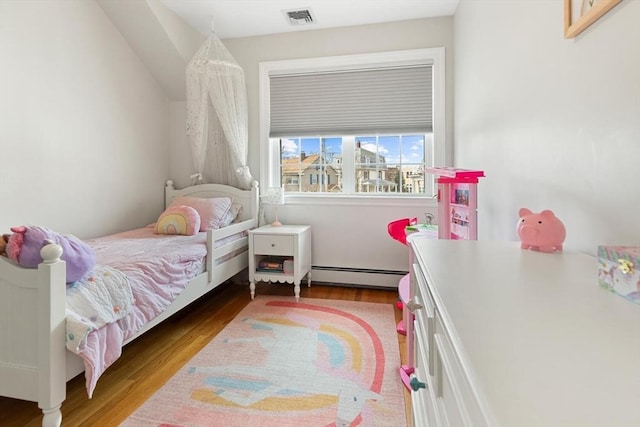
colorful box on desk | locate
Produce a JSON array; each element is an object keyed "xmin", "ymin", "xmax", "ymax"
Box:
[{"xmin": 597, "ymin": 246, "xmax": 640, "ymax": 305}]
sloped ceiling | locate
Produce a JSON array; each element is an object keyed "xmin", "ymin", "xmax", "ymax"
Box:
[{"xmin": 96, "ymin": 0, "xmax": 203, "ymax": 101}]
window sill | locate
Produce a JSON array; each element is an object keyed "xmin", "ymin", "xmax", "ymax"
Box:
[{"xmin": 282, "ymin": 194, "xmax": 438, "ymax": 208}]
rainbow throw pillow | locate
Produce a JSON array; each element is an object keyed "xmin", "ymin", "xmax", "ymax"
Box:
[{"xmin": 155, "ymin": 205, "xmax": 201, "ymax": 236}]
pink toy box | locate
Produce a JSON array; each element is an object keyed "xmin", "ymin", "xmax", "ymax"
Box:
[{"xmin": 597, "ymin": 246, "xmax": 640, "ymax": 305}]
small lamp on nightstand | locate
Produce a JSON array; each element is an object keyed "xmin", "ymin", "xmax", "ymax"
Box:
[{"xmin": 264, "ymin": 187, "xmax": 285, "ymax": 227}]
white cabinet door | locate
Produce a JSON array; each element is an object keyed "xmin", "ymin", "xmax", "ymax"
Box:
[
  {"xmin": 433, "ymin": 313, "xmax": 488, "ymax": 427},
  {"xmin": 412, "ymin": 318, "xmax": 440, "ymax": 426}
]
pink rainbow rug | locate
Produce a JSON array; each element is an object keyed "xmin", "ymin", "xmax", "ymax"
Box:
[{"xmin": 121, "ymin": 297, "xmax": 407, "ymax": 426}]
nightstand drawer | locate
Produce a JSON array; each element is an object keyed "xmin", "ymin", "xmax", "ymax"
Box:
[{"xmin": 253, "ymin": 234, "xmax": 294, "ymax": 256}]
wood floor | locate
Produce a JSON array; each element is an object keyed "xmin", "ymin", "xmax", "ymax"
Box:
[{"xmin": 0, "ymin": 281, "xmax": 411, "ymax": 427}]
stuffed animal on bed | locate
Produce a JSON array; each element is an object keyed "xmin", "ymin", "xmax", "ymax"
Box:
[
  {"xmin": 0, "ymin": 234, "xmax": 8, "ymax": 256},
  {"xmin": 5, "ymin": 225, "xmax": 96, "ymax": 283}
]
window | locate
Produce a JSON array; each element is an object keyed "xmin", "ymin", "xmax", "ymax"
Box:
[
  {"xmin": 277, "ymin": 134, "xmax": 432, "ymax": 194},
  {"xmin": 259, "ymin": 48, "xmax": 445, "ymax": 198}
]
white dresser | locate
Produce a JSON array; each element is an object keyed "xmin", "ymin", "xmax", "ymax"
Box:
[{"xmin": 408, "ymin": 239, "xmax": 640, "ymax": 427}]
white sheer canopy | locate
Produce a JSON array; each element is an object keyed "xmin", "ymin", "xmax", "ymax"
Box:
[{"xmin": 186, "ymin": 32, "xmax": 253, "ymax": 189}]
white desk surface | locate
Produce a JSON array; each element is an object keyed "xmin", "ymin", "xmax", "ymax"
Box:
[{"xmin": 410, "ymin": 239, "xmax": 640, "ymax": 427}]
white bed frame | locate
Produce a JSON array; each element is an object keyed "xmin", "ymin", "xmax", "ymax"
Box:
[{"xmin": 0, "ymin": 180, "xmax": 259, "ymax": 427}]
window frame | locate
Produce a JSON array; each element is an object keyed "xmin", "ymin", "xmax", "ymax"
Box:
[{"xmin": 259, "ymin": 47, "xmax": 446, "ymax": 205}]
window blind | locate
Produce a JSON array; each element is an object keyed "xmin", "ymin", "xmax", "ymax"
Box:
[{"xmin": 269, "ymin": 65, "xmax": 433, "ymax": 137}]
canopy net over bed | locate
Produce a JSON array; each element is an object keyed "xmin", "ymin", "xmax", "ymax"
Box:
[{"xmin": 186, "ymin": 32, "xmax": 253, "ymax": 190}]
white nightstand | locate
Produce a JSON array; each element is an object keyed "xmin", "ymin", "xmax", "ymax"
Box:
[{"xmin": 248, "ymin": 225, "xmax": 312, "ymax": 301}]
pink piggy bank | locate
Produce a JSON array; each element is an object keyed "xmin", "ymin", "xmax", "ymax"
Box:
[{"xmin": 517, "ymin": 208, "xmax": 566, "ymax": 253}]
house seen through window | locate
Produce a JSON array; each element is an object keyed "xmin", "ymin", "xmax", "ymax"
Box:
[{"xmin": 277, "ymin": 134, "xmax": 431, "ymax": 194}]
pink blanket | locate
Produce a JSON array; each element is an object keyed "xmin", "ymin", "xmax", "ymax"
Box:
[{"xmin": 79, "ymin": 227, "xmax": 207, "ymax": 397}]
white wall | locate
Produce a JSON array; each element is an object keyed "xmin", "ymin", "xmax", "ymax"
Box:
[
  {"xmin": 0, "ymin": 0, "xmax": 170, "ymax": 238},
  {"xmin": 6, "ymin": 0, "xmax": 629, "ymax": 285},
  {"xmin": 170, "ymin": 17, "xmax": 454, "ymax": 286},
  {"xmin": 454, "ymin": 0, "xmax": 640, "ymax": 254}
]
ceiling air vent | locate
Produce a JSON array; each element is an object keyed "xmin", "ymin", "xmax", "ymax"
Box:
[{"xmin": 283, "ymin": 8, "xmax": 315, "ymax": 26}]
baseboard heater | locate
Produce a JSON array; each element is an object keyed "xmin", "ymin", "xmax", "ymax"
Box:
[{"xmin": 311, "ymin": 265, "xmax": 408, "ymax": 288}]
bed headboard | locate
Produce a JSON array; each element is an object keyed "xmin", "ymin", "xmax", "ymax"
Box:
[{"xmin": 164, "ymin": 180, "xmax": 259, "ymax": 222}]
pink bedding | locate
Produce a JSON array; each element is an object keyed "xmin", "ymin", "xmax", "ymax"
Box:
[{"xmin": 78, "ymin": 227, "xmax": 207, "ymax": 397}]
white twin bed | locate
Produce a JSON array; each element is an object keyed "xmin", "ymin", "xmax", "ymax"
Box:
[{"xmin": 0, "ymin": 180, "xmax": 259, "ymax": 427}]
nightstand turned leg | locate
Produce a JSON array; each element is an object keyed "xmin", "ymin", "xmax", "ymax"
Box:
[
  {"xmin": 294, "ymin": 282, "xmax": 300, "ymax": 302},
  {"xmin": 250, "ymin": 281, "xmax": 255, "ymax": 300},
  {"xmin": 307, "ymin": 270, "xmax": 312, "ymax": 287}
]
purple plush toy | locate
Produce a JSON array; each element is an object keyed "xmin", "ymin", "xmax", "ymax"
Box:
[{"xmin": 6, "ymin": 225, "xmax": 96, "ymax": 283}]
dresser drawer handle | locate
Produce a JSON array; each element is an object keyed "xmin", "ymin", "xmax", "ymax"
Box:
[
  {"xmin": 406, "ymin": 299, "xmax": 424, "ymax": 313},
  {"xmin": 410, "ymin": 376, "xmax": 427, "ymax": 391},
  {"xmin": 271, "ymin": 243, "xmax": 275, "ymax": 247}
]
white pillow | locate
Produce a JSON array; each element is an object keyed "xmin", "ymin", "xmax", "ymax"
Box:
[
  {"xmin": 169, "ymin": 196, "xmax": 233, "ymax": 230},
  {"xmin": 219, "ymin": 204, "xmax": 243, "ymax": 228}
]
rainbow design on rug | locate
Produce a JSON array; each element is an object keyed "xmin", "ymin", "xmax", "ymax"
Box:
[{"xmin": 121, "ymin": 298, "xmax": 406, "ymax": 427}]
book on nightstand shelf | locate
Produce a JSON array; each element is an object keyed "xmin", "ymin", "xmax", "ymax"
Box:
[{"xmin": 256, "ymin": 257, "xmax": 293, "ymax": 273}]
